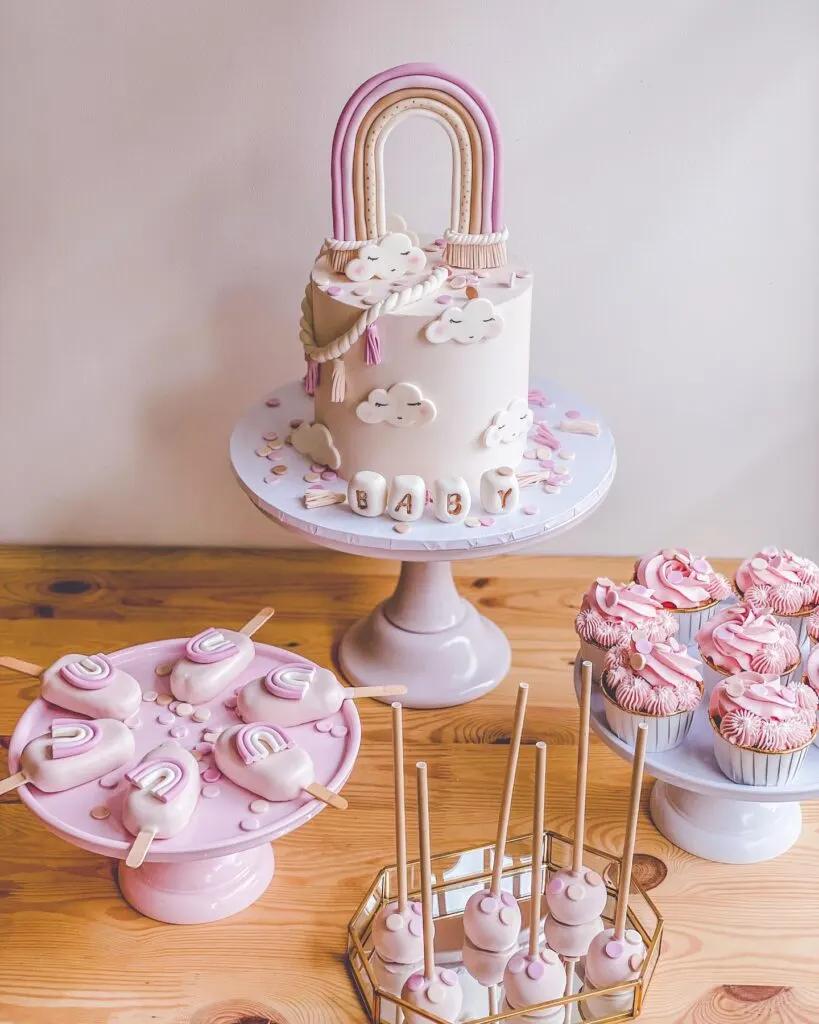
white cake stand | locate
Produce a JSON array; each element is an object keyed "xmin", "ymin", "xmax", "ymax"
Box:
[
  {"xmin": 230, "ymin": 378, "xmax": 615, "ymax": 708},
  {"xmin": 573, "ymin": 655, "xmax": 819, "ymax": 863}
]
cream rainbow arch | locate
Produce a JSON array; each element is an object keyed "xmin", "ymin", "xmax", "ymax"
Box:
[
  {"xmin": 185, "ymin": 627, "xmax": 238, "ymax": 665},
  {"xmin": 263, "ymin": 664, "xmax": 315, "ymax": 701},
  {"xmin": 126, "ymin": 758, "xmax": 189, "ymax": 803},
  {"xmin": 50, "ymin": 719, "xmax": 101, "ymax": 760},
  {"xmin": 235, "ymin": 723, "xmax": 292, "ymax": 765}
]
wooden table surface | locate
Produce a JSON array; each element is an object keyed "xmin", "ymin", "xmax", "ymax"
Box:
[{"xmin": 0, "ymin": 547, "xmax": 816, "ymax": 1024}]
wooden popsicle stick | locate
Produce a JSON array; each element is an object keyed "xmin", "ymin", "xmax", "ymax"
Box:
[
  {"xmin": 345, "ymin": 684, "xmax": 407, "ymax": 700},
  {"xmin": 572, "ymin": 661, "xmax": 593, "ymax": 873},
  {"xmin": 239, "ymin": 607, "xmax": 276, "ymax": 637},
  {"xmin": 0, "ymin": 656, "xmax": 43, "ymax": 677},
  {"xmin": 0, "ymin": 772, "xmax": 27, "ymax": 796},
  {"xmin": 392, "ymin": 702, "xmax": 408, "ymax": 912},
  {"xmin": 305, "ymin": 781, "xmax": 348, "ymax": 810},
  {"xmin": 490, "ymin": 681, "xmax": 529, "ymax": 895},
  {"xmin": 416, "ymin": 761, "xmax": 435, "ymax": 981},
  {"xmin": 613, "ymin": 724, "xmax": 648, "ymax": 940},
  {"xmin": 126, "ymin": 828, "xmax": 157, "ymax": 868},
  {"xmin": 528, "ymin": 741, "xmax": 547, "ymax": 959}
]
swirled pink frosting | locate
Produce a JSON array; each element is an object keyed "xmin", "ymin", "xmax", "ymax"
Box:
[
  {"xmin": 735, "ymin": 547, "xmax": 819, "ymax": 615},
  {"xmin": 696, "ymin": 601, "xmax": 800, "ymax": 675},
  {"xmin": 806, "ymin": 645, "xmax": 819, "ymax": 695},
  {"xmin": 575, "ymin": 578, "xmax": 678, "ymax": 647},
  {"xmin": 709, "ymin": 671, "xmax": 816, "ymax": 751},
  {"xmin": 603, "ymin": 633, "xmax": 703, "ymax": 714},
  {"xmin": 634, "ymin": 548, "xmax": 731, "ymax": 609}
]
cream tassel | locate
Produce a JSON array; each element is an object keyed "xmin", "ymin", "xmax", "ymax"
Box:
[{"xmin": 331, "ymin": 359, "xmax": 346, "ymax": 402}]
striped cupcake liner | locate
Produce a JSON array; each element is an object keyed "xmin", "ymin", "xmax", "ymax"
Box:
[
  {"xmin": 709, "ymin": 715, "xmax": 814, "ymax": 786},
  {"xmin": 577, "ymin": 637, "xmax": 609, "ymax": 682},
  {"xmin": 601, "ymin": 677, "xmax": 699, "ymax": 752}
]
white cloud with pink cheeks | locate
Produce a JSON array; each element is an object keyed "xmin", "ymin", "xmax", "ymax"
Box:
[
  {"xmin": 483, "ymin": 398, "xmax": 533, "ymax": 448},
  {"xmin": 425, "ymin": 297, "xmax": 504, "ymax": 345},
  {"xmin": 345, "ymin": 233, "xmax": 427, "ymax": 282},
  {"xmin": 356, "ymin": 382, "xmax": 437, "ymax": 428}
]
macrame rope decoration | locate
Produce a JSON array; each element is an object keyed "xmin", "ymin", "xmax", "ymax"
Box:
[
  {"xmin": 299, "ymin": 264, "xmax": 449, "ymax": 401},
  {"xmin": 328, "ymin": 62, "xmax": 507, "ymax": 270}
]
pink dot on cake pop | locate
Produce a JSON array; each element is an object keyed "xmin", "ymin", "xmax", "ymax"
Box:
[
  {"xmin": 157, "ymin": 712, "xmax": 175, "ymax": 726},
  {"xmin": 427, "ymin": 984, "xmax": 446, "ymax": 1004},
  {"xmin": 567, "ymin": 884, "xmax": 586, "ymax": 901},
  {"xmin": 605, "ymin": 940, "xmax": 625, "ymax": 959},
  {"xmin": 202, "ymin": 785, "xmax": 220, "ymax": 799},
  {"xmin": 203, "ymin": 768, "xmax": 222, "ymax": 783},
  {"xmin": 411, "ymin": 901, "xmax": 422, "ymax": 914},
  {"xmin": 330, "ymin": 724, "xmax": 348, "ymax": 738},
  {"xmin": 507, "ymin": 955, "xmax": 525, "ymax": 975},
  {"xmin": 386, "ymin": 914, "xmax": 404, "ymax": 932},
  {"xmin": 500, "ymin": 891, "xmax": 516, "ymax": 907},
  {"xmin": 629, "ymin": 953, "xmax": 644, "ymax": 971},
  {"xmin": 564, "ymin": 409, "xmax": 581, "ymax": 419},
  {"xmin": 547, "ymin": 877, "xmax": 565, "ymax": 895},
  {"xmin": 170, "ymin": 725, "xmax": 188, "ymax": 739},
  {"xmin": 542, "ymin": 949, "xmax": 560, "ymax": 964},
  {"xmin": 408, "ymin": 916, "xmax": 423, "ymax": 937},
  {"xmin": 240, "ymin": 817, "xmax": 261, "ymax": 831},
  {"xmin": 407, "ymin": 973, "xmax": 425, "ymax": 992},
  {"xmin": 265, "ymin": 396, "xmax": 281, "ymax": 407},
  {"xmin": 480, "ymin": 896, "xmax": 499, "ymax": 914},
  {"xmin": 315, "ymin": 719, "xmax": 333, "ymax": 733},
  {"xmin": 585, "ymin": 871, "xmax": 603, "ymax": 887},
  {"xmin": 526, "ymin": 960, "xmax": 545, "ymax": 980},
  {"xmin": 499, "ymin": 906, "xmax": 516, "ymax": 924},
  {"xmin": 441, "ymin": 970, "xmax": 457, "ymax": 987},
  {"xmin": 321, "ymin": 471, "xmax": 337, "ymax": 481},
  {"xmin": 626, "ymin": 929, "xmax": 641, "ymax": 944}
]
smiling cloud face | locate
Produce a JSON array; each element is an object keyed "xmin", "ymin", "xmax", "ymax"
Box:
[
  {"xmin": 483, "ymin": 398, "xmax": 534, "ymax": 448},
  {"xmin": 345, "ymin": 232, "xmax": 427, "ymax": 283},
  {"xmin": 425, "ymin": 297, "xmax": 504, "ymax": 345},
  {"xmin": 290, "ymin": 421, "xmax": 341, "ymax": 469},
  {"xmin": 356, "ymin": 382, "xmax": 437, "ymax": 428}
]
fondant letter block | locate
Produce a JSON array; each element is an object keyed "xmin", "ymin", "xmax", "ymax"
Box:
[
  {"xmin": 480, "ymin": 466, "xmax": 519, "ymax": 515},
  {"xmin": 388, "ymin": 475, "xmax": 426, "ymax": 522},
  {"xmin": 348, "ymin": 470, "xmax": 388, "ymax": 518},
  {"xmin": 433, "ymin": 476, "xmax": 471, "ymax": 524}
]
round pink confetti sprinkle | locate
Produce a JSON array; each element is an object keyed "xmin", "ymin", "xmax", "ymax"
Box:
[
  {"xmin": 547, "ymin": 877, "xmax": 565, "ymax": 895},
  {"xmin": 435, "ymin": 294, "xmax": 454, "ymax": 304},
  {"xmin": 321, "ymin": 470, "xmax": 337, "ymax": 481},
  {"xmin": 170, "ymin": 725, "xmax": 188, "ymax": 739},
  {"xmin": 157, "ymin": 712, "xmax": 175, "ymax": 726},
  {"xmin": 515, "ymin": 268, "xmax": 531, "ymax": 278},
  {"xmin": 142, "ymin": 690, "xmax": 157, "ymax": 703},
  {"xmin": 263, "ymin": 475, "xmax": 281, "ymax": 485},
  {"xmin": 202, "ymin": 785, "xmax": 220, "ymax": 799},
  {"xmin": 441, "ymin": 969, "xmax": 458, "ymax": 986},
  {"xmin": 386, "ymin": 913, "xmax": 403, "ymax": 932},
  {"xmin": 479, "ymin": 517, "xmax": 495, "ymax": 527},
  {"xmin": 90, "ymin": 805, "xmax": 110, "ymax": 820},
  {"xmin": 255, "ymin": 446, "xmax": 271, "ymax": 457},
  {"xmin": 315, "ymin": 719, "xmax": 333, "ymax": 733},
  {"xmin": 500, "ymin": 891, "xmax": 516, "ymax": 907},
  {"xmin": 526, "ymin": 960, "xmax": 545, "ymax": 980},
  {"xmin": 499, "ymin": 906, "xmax": 516, "ymax": 925},
  {"xmin": 523, "ymin": 505, "xmax": 538, "ymax": 516},
  {"xmin": 262, "ymin": 431, "xmax": 278, "ymax": 442},
  {"xmin": 523, "ymin": 449, "xmax": 538, "ymax": 460},
  {"xmin": 240, "ymin": 817, "xmax": 261, "ymax": 831},
  {"xmin": 99, "ymin": 775, "xmax": 120, "ymax": 789},
  {"xmin": 693, "ymin": 558, "xmax": 710, "ymax": 573},
  {"xmin": 310, "ymin": 462, "xmax": 325, "ymax": 472},
  {"xmin": 565, "ymin": 409, "xmax": 581, "ymax": 419},
  {"xmin": 434, "ymin": 238, "xmax": 446, "ymax": 248},
  {"xmin": 668, "ymin": 570, "xmax": 684, "ymax": 585},
  {"xmin": 249, "ymin": 799, "xmax": 269, "ymax": 815},
  {"xmin": 635, "ymin": 638, "xmax": 653, "ymax": 654},
  {"xmin": 289, "ymin": 418, "xmax": 303, "ymax": 429},
  {"xmin": 266, "ymin": 452, "xmax": 283, "ymax": 462},
  {"xmin": 330, "ymin": 724, "xmax": 348, "ymax": 738},
  {"xmin": 539, "ymin": 460, "xmax": 554, "ymax": 470},
  {"xmin": 202, "ymin": 767, "xmax": 222, "ymax": 783},
  {"xmin": 307, "ymin": 484, "xmax": 324, "ymax": 491},
  {"xmin": 304, "ymin": 472, "xmax": 321, "ymax": 483},
  {"xmin": 325, "ymin": 286, "xmax": 342, "ymax": 297},
  {"xmin": 265, "ymin": 397, "xmax": 281, "ymax": 407}
]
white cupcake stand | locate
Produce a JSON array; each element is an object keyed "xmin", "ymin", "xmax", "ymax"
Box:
[
  {"xmin": 573, "ymin": 655, "xmax": 819, "ymax": 863},
  {"xmin": 231, "ymin": 378, "xmax": 616, "ymax": 709}
]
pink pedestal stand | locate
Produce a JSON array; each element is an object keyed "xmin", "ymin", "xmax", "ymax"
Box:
[
  {"xmin": 231, "ymin": 379, "xmax": 615, "ymax": 708},
  {"xmin": 8, "ymin": 639, "xmax": 360, "ymax": 923}
]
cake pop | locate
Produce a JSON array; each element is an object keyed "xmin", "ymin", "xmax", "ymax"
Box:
[
  {"xmin": 502, "ymin": 741, "xmax": 566, "ymax": 1021},
  {"xmin": 545, "ymin": 662, "xmax": 606, "ymax": 958},
  {"xmin": 0, "ymin": 653, "xmax": 142, "ymax": 722},
  {"xmin": 372, "ymin": 703, "xmax": 425, "ymax": 965},
  {"xmin": 237, "ymin": 663, "xmax": 405, "ymax": 727},
  {"xmin": 400, "ymin": 761, "xmax": 464, "ymax": 1024},
  {"xmin": 214, "ymin": 722, "xmax": 347, "ymax": 808},
  {"xmin": 462, "ymin": 682, "xmax": 528, "ymax": 952},
  {"xmin": 0, "ymin": 718, "xmax": 135, "ymax": 796},
  {"xmin": 169, "ymin": 607, "xmax": 274, "ymax": 705},
  {"xmin": 582, "ymin": 724, "xmax": 648, "ymax": 1020},
  {"xmin": 123, "ymin": 740, "xmax": 201, "ymax": 867}
]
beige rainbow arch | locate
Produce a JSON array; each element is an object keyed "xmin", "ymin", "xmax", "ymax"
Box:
[{"xmin": 329, "ymin": 63, "xmax": 507, "ymax": 269}]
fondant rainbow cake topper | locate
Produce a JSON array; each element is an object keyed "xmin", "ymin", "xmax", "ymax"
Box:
[
  {"xmin": 126, "ymin": 757, "xmax": 190, "ymax": 803},
  {"xmin": 59, "ymin": 654, "xmax": 114, "ymax": 690},
  {"xmin": 50, "ymin": 719, "xmax": 101, "ymax": 759},
  {"xmin": 185, "ymin": 627, "xmax": 238, "ymax": 665},
  {"xmin": 235, "ymin": 723, "xmax": 292, "ymax": 764}
]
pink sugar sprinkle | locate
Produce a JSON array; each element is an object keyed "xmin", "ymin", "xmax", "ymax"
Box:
[
  {"xmin": 265, "ymin": 397, "xmax": 281, "ymax": 407},
  {"xmin": 523, "ymin": 505, "xmax": 538, "ymax": 515},
  {"xmin": 202, "ymin": 768, "xmax": 222, "ymax": 783},
  {"xmin": 262, "ymin": 432, "xmax": 278, "ymax": 442},
  {"xmin": 202, "ymin": 785, "xmax": 220, "ymax": 799},
  {"xmin": 480, "ymin": 517, "xmax": 495, "ymax": 527},
  {"xmin": 321, "ymin": 470, "xmax": 337, "ymax": 481},
  {"xmin": 565, "ymin": 409, "xmax": 581, "ymax": 419}
]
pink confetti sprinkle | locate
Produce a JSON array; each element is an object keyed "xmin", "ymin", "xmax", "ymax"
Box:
[
  {"xmin": 255, "ymin": 446, "xmax": 271, "ymax": 457},
  {"xmin": 157, "ymin": 712, "xmax": 175, "ymax": 726},
  {"xmin": 434, "ymin": 238, "xmax": 446, "ymax": 248},
  {"xmin": 263, "ymin": 475, "xmax": 281, "ymax": 485},
  {"xmin": 262, "ymin": 431, "xmax": 278, "ymax": 442},
  {"xmin": 307, "ymin": 484, "xmax": 325, "ymax": 491},
  {"xmin": 202, "ymin": 768, "xmax": 222, "ymax": 784},
  {"xmin": 539, "ymin": 460, "xmax": 554, "ymax": 470},
  {"xmin": 326, "ymin": 286, "xmax": 342, "ymax": 297},
  {"xmin": 240, "ymin": 817, "xmax": 261, "ymax": 831},
  {"xmin": 435, "ymin": 294, "xmax": 454, "ymax": 305},
  {"xmin": 266, "ymin": 452, "xmax": 283, "ymax": 461},
  {"xmin": 480, "ymin": 517, "xmax": 495, "ymax": 527},
  {"xmin": 515, "ymin": 268, "xmax": 531, "ymax": 278},
  {"xmin": 321, "ymin": 470, "xmax": 337, "ymax": 481},
  {"xmin": 99, "ymin": 774, "xmax": 120, "ymax": 789},
  {"xmin": 330, "ymin": 724, "xmax": 348, "ymax": 738},
  {"xmin": 310, "ymin": 462, "xmax": 325, "ymax": 472},
  {"xmin": 202, "ymin": 785, "xmax": 220, "ymax": 799},
  {"xmin": 265, "ymin": 397, "xmax": 281, "ymax": 407},
  {"xmin": 289, "ymin": 418, "xmax": 303, "ymax": 429},
  {"xmin": 565, "ymin": 409, "xmax": 581, "ymax": 419},
  {"xmin": 523, "ymin": 505, "xmax": 538, "ymax": 516},
  {"xmin": 523, "ymin": 449, "xmax": 537, "ymax": 460},
  {"xmin": 315, "ymin": 719, "xmax": 333, "ymax": 733},
  {"xmin": 170, "ymin": 725, "xmax": 188, "ymax": 739}
]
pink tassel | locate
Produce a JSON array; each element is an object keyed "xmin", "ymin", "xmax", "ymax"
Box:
[
  {"xmin": 304, "ymin": 359, "xmax": 320, "ymax": 396},
  {"xmin": 364, "ymin": 322, "xmax": 381, "ymax": 365}
]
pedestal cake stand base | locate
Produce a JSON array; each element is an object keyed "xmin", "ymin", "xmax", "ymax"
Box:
[{"xmin": 118, "ymin": 846, "xmax": 276, "ymax": 924}]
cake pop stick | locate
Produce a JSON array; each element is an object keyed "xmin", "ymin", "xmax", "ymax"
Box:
[
  {"xmin": 545, "ymin": 662, "xmax": 606, "ymax": 957},
  {"xmin": 583, "ymin": 725, "xmax": 648, "ymax": 1013},
  {"xmin": 214, "ymin": 722, "xmax": 347, "ymax": 809},
  {"xmin": 372, "ymin": 703, "xmax": 425, "ymax": 964},
  {"xmin": 502, "ymin": 742, "xmax": 566, "ymax": 1021},
  {"xmin": 237, "ymin": 662, "xmax": 405, "ymax": 727},
  {"xmin": 1, "ymin": 653, "xmax": 142, "ymax": 723},
  {"xmin": 123, "ymin": 741, "xmax": 201, "ymax": 868},
  {"xmin": 400, "ymin": 762, "xmax": 463, "ymax": 1024},
  {"xmin": 0, "ymin": 718, "xmax": 135, "ymax": 796},
  {"xmin": 462, "ymin": 681, "xmax": 528, "ymax": 952},
  {"xmin": 170, "ymin": 607, "xmax": 274, "ymax": 705}
]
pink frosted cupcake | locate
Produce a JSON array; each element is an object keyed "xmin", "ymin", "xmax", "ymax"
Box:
[
  {"xmin": 735, "ymin": 547, "xmax": 819, "ymax": 646},
  {"xmin": 808, "ymin": 608, "xmax": 819, "ymax": 646},
  {"xmin": 634, "ymin": 548, "xmax": 731, "ymax": 646},
  {"xmin": 575, "ymin": 578, "xmax": 678, "ymax": 680},
  {"xmin": 709, "ymin": 672, "xmax": 816, "ymax": 785},
  {"xmin": 802, "ymin": 645, "xmax": 819, "ymax": 748},
  {"xmin": 696, "ymin": 601, "xmax": 802, "ymax": 688},
  {"xmin": 601, "ymin": 631, "xmax": 703, "ymax": 751}
]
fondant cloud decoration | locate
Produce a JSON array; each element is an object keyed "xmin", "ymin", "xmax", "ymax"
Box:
[
  {"xmin": 345, "ymin": 232, "xmax": 427, "ymax": 282},
  {"xmin": 483, "ymin": 398, "xmax": 533, "ymax": 448},
  {"xmin": 356, "ymin": 382, "xmax": 437, "ymax": 428},
  {"xmin": 425, "ymin": 297, "xmax": 504, "ymax": 345},
  {"xmin": 290, "ymin": 421, "xmax": 341, "ymax": 469}
]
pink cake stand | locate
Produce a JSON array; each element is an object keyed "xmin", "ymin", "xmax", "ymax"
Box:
[
  {"xmin": 7, "ymin": 639, "xmax": 360, "ymax": 924},
  {"xmin": 231, "ymin": 377, "xmax": 615, "ymax": 709}
]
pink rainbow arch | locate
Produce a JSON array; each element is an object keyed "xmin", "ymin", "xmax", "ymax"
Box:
[{"xmin": 331, "ymin": 62, "xmax": 504, "ymax": 240}]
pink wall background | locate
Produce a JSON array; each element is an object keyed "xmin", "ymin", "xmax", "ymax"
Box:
[{"xmin": 2, "ymin": 1, "xmax": 818, "ymax": 555}]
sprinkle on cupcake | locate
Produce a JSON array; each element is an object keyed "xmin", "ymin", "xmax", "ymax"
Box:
[{"xmin": 735, "ymin": 547, "xmax": 819, "ymax": 616}]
